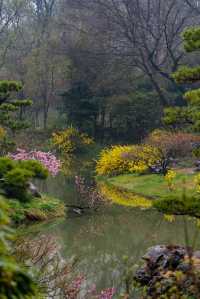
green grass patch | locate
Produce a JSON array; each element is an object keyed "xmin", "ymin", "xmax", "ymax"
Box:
[
  {"xmin": 0, "ymin": 194, "xmax": 66, "ymax": 224},
  {"xmin": 107, "ymin": 172, "xmax": 196, "ymax": 200}
]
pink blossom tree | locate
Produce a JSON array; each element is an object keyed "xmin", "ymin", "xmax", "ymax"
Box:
[{"xmin": 9, "ymin": 148, "xmax": 61, "ymax": 176}]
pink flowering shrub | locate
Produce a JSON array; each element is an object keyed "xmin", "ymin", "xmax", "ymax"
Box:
[
  {"xmin": 86, "ymin": 284, "xmax": 116, "ymax": 299},
  {"xmin": 97, "ymin": 288, "xmax": 116, "ymax": 299},
  {"xmin": 9, "ymin": 148, "xmax": 61, "ymax": 176},
  {"xmin": 65, "ymin": 275, "xmax": 85, "ymax": 299}
]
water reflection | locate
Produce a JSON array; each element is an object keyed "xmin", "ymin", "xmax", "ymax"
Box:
[
  {"xmin": 34, "ymin": 176, "xmax": 200, "ymax": 293},
  {"xmin": 99, "ymin": 182, "xmax": 152, "ymax": 208}
]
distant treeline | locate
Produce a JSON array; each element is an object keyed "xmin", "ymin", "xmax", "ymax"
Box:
[{"xmin": 0, "ymin": 0, "xmax": 199, "ymax": 142}]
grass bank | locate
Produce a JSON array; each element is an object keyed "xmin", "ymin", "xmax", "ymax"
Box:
[
  {"xmin": 103, "ymin": 171, "xmax": 196, "ymax": 200},
  {"xmin": 1, "ymin": 194, "xmax": 66, "ymax": 224},
  {"xmin": 99, "ymin": 172, "xmax": 200, "ymax": 218}
]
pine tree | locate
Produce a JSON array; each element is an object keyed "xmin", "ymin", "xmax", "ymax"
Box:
[
  {"xmin": 0, "ymin": 80, "xmax": 32, "ymax": 135},
  {"xmin": 163, "ymin": 27, "xmax": 200, "ymax": 131}
]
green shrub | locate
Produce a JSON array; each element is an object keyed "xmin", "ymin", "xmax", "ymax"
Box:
[
  {"xmin": 0, "ymin": 196, "xmax": 36, "ymax": 298},
  {"xmin": 0, "ymin": 157, "xmax": 15, "ymax": 178},
  {"xmin": 153, "ymin": 193, "xmax": 200, "ymax": 218},
  {"xmin": 8, "ymin": 200, "xmax": 26, "ymax": 223},
  {"xmin": 20, "ymin": 160, "xmax": 49, "ymax": 179},
  {"xmin": 3, "ymin": 168, "xmax": 34, "ymax": 201},
  {"xmin": 0, "ymin": 157, "xmax": 49, "ymax": 201}
]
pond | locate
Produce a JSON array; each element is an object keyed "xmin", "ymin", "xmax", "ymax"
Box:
[{"xmin": 33, "ymin": 175, "xmax": 200, "ymax": 295}]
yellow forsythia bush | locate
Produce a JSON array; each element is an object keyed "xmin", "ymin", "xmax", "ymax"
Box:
[
  {"xmin": 52, "ymin": 127, "xmax": 94, "ymax": 155},
  {"xmin": 96, "ymin": 145, "xmax": 135, "ymax": 176},
  {"xmin": 96, "ymin": 144, "xmax": 161, "ymax": 176},
  {"xmin": 165, "ymin": 170, "xmax": 176, "ymax": 191}
]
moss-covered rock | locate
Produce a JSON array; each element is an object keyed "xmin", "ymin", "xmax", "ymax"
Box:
[{"xmin": 135, "ymin": 245, "xmax": 200, "ymax": 298}]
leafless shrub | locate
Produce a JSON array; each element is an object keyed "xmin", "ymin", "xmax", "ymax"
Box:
[{"xmin": 16, "ymin": 235, "xmax": 84, "ymax": 299}]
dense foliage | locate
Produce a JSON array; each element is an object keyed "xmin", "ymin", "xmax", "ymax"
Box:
[
  {"xmin": 154, "ymin": 193, "xmax": 200, "ymax": 218},
  {"xmin": 0, "ymin": 81, "xmax": 32, "ymax": 134},
  {"xmin": 61, "ymin": 85, "xmax": 162, "ymax": 142},
  {"xmin": 0, "ymin": 157, "xmax": 48, "ymax": 201},
  {"xmin": 0, "ymin": 0, "xmax": 198, "ymax": 142},
  {"xmin": 163, "ymin": 27, "xmax": 200, "ymax": 132},
  {"xmin": 0, "ymin": 197, "xmax": 36, "ymax": 298}
]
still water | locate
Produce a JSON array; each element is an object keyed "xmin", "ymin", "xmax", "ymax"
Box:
[{"xmin": 35, "ymin": 175, "xmax": 200, "ymax": 293}]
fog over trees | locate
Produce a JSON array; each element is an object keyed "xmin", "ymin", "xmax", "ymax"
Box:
[{"xmin": 0, "ymin": 0, "xmax": 199, "ymax": 142}]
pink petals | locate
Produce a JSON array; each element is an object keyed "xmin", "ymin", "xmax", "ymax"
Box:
[
  {"xmin": 98, "ymin": 288, "xmax": 116, "ymax": 299},
  {"xmin": 87, "ymin": 285, "xmax": 116, "ymax": 299},
  {"xmin": 9, "ymin": 148, "xmax": 61, "ymax": 176}
]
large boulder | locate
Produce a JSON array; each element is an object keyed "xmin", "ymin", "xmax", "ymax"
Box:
[{"xmin": 134, "ymin": 245, "xmax": 200, "ymax": 298}]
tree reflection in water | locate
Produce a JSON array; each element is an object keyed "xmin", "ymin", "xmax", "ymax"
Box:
[{"xmin": 23, "ymin": 177, "xmax": 200, "ymax": 297}]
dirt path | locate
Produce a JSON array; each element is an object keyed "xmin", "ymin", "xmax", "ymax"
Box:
[{"xmin": 175, "ymin": 167, "xmax": 195, "ymax": 174}]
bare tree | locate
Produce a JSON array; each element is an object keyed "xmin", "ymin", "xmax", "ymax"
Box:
[
  {"xmin": 22, "ymin": 0, "xmax": 59, "ymax": 129},
  {"xmin": 0, "ymin": 0, "xmax": 27, "ymax": 68},
  {"xmin": 64, "ymin": 0, "xmax": 197, "ymax": 105},
  {"xmin": 184, "ymin": 0, "xmax": 200, "ymax": 14}
]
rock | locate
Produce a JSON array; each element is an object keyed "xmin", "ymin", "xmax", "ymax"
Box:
[
  {"xmin": 25, "ymin": 210, "xmax": 47, "ymax": 222},
  {"xmin": 72, "ymin": 208, "xmax": 83, "ymax": 215},
  {"xmin": 143, "ymin": 245, "xmax": 167, "ymax": 264},
  {"xmin": 135, "ymin": 266, "xmax": 152, "ymax": 285},
  {"xmin": 177, "ymin": 262, "xmax": 191, "ymax": 273},
  {"xmin": 134, "ymin": 245, "xmax": 199, "ymax": 298},
  {"xmin": 28, "ymin": 182, "xmax": 41, "ymax": 198},
  {"xmin": 66, "ymin": 205, "xmax": 92, "ymax": 216},
  {"xmin": 164, "ymin": 246, "xmax": 186, "ymax": 269}
]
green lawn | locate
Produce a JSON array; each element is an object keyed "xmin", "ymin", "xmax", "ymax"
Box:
[{"xmin": 107, "ymin": 172, "xmax": 196, "ymax": 200}]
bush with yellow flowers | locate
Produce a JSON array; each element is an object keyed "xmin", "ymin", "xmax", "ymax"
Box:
[
  {"xmin": 96, "ymin": 144, "xmax": 161, "ymax": 176},
  {"xmin": 165, "ymin": 170, "xmax": 176, "ymax": 191},
  {"xmin": 52, "ymin": 127, "xmax": 94, "ymax": 156}
]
